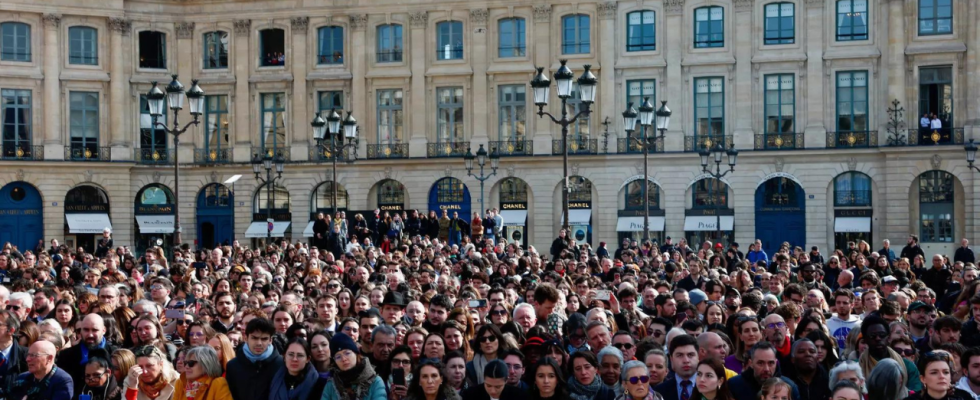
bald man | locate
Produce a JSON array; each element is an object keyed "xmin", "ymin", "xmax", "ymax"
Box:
[
  {"xmin": 9, "ymin": 341, "xmax": 73, "ymax": 400},
  {"xmin": 697, "ymin": 332, "xmax": 738, "ymax": 380},
  {"xmin": 56, "ymin": 314, "xmax": 117, "ymax": 393}
]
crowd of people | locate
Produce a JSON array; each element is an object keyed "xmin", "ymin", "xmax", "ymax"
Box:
[{"xmin": 0, "ymin": 221, "xmax": 979, "ymax": 400}]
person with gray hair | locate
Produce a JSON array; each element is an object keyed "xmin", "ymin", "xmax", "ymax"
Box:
[
  {"xmin": 177, "ymin": 346, "xmax": 233, "ymax": 399},
  {"xmin": 132, "ymin": 299, "xmax": 160, "ymax": 318},
  {"xmin": 7, "ymin": 291, "xmax": 32, "ymax": 321},
  {"xmin": 597, "ymin": 346, "xmax": 626, "ymax": 398},
  {"xmin": 828, "ymin": 361, "xmax": 867, "ymax": 394},
  {"xmin": 621, "ymin": 359, "xmax": 664, "ymax": 400},
  {"xmin": 370, "ymin": 324, "xmax": 397, "ymax": 367},
  {"xmin": 866, "ymin": 358, "xmax": 907, "ymax": 400}
]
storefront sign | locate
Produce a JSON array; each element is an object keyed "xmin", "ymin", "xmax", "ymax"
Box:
[
  {"xmin": 65, "ymin": 204, "xmax": 108, "ymax": 212},
  {"xmin": 379, "ymin": 204, "xmax": 404, "ymax": 212},
  {"xmin": 501, "ymin": 202, "xmax": 527, "ymax": 210},
  {"xmin": 136, "ymin": 204, "xmax": 174, "ymax": 214},
  {"xmin": 253, "ymin": 212, "xmax": 292, "ymax": 221},
  {"xmin": 569, "ymin": 202, "xmax": 591, "ymax": 209},
  {"xmin": 835, "ymin": 209, "xmax": 872, "ymax": 217}
]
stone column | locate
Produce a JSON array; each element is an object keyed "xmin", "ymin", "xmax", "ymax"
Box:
[
  {"xmin": 470, "ymin": 9, "xmax": 490, "ymax": 149},
  {"xmin": 175, "ymin": 22, "xmax": 195, "ymax": 161},
  {"xmin": 42, "ymin": 14, "xmax": 62, "ymax": 160},
  {"xmin": 963, "ymin": 1, "xmax": 979, "ymax": 138},
  {"xmin": 108, "ymin": 18, "xmax": 131, "ymax": 160},
  {"xmin": 232, "ymin": 19, "xmax": 252, "ymax": 162},
  {"xmin": 663, "ymin": 1, "xmax": 685, "ymax": 152},
  {"xmin": 290, "ymin": 17, "xmax": 310, "ymax": 158},
  {"xmin": 349, "ymin": 15, "xmax": 367, "ymax": 156},
  {"xmin": 732, "ymin": 0, "xmax": 754, "ymax": 148},
  {"xmin": 408, "ymin": 11, "xmax": 428, "ymax": 157},
  {"xmin": 803, "ymin": 0, "xmax": 827, "ymax": 148},
  {"xmin": 598, "ymin": 3, "xmax": 617, "ymax": 143},
  {"xmin": 531, "ymin": 5, "xmax": 553, "ymax": 155}
]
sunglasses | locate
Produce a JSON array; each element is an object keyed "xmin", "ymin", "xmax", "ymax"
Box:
[
  {"xmin": 183, "ymin": 360, "xmax": 199, "ymax": 368},
  {"xmin": 491, "ymin": 310, "xmax": 507, "ymax": 316},
  {"xmin": 628, "ymin": 376, "xmax": 650, "ymax": 384},
  {"xmin": 478, "ymin": 336, "xmax": 498, "ymax": 343},
  {"xmin": 893, "ymin": 347, "xmax": 916, "ymax": 357},
  {"xmin": 613, "ymin": 343, "xmax": 634, "ymax": 350}
]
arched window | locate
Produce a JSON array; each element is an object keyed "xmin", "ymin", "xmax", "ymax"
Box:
[
  {"xmin": 65, "ymin": 185, "xmax": 109, "ymax": 206},
  {"xmin": 200, "ymin": 183, "xmax": 231, "ymax": 208},
  {"xmin": 312, "ymin": 181, "xmax": 349, "ymax": 211},
  {"xmin": 137, "ymin": 184, "xmax": 173, "ymax": 205},
  {"xmin": 259, "ymin": 28, "xmax": 285, "ymax": 67},
  {"xmin": 626, "ymin": 10, "xmax": 656, "ymax": 51},
  {"xmin": 762, "ymin": 178, "xmax": 800, "ymax": 207},
  {"xmin": 833, "ymin": 172, "xmax": 871, "ymax": 207},
  {"xmin": 499, "ymin": 178, "xmax": 529, "ymax": 203},
  {"xmin": 692, "ymin": 178, "xmax": 728, "ymax": 208},
  {"xmin": 69, "ymin": 26, "xmax": 98, "ymax": 65},
  {"xmin": 919, "ymin": 170, "xmax": 954, "ymax": 243},
  {"xmin": 498, "ymin": 18, "xmax": 525, "ymax": 57},
  {"xmin": 254, "ymin": 183, "xmax": 290, "ymax": 212},
  {"xmin": 377, "ymin": 179, "xmax": 405, "ymax": 206},
  {"xmin": 625, "ymin": 180, "xmax": 659, "ymax": 210},
  {"xmin": 436, "ymin": 177, "xmax": 465, "ymax": 203},
  {"xmin": 561, "ymin": 14, "xmax": 590, "ymax": 54},
  {"xmin": 568, "ymin": 176, "xmax": 592, "ymax": 202}
]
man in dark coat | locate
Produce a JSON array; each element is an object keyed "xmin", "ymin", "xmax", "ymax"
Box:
[
  {"xmin": 226, "ymin": 318, "xmax": 284, "ymax": 400},
  {"xmin": 728, "ymin": 342, "xmax": 801, "ymax": 400},
  {"xmin": 325, "ymin": 225, "xmax": 346, "ymax": 259},
  {"xmin": 781, "ymin": 339, "xmax": 830, "ymax": 400},
  {"xmin": 55, "ymin": 314, "xmax": 117, "ymax": 393},
  {"xmin": 312, "ymin": 212, "xmax": 330, "ymax": 250},
  {"xmin": 9, "ymin": 341, "xmax": 73, "ymax": 400},
  {"xmin": 0, "ymin": 311, "xmax": 29, "ymax": 400}
]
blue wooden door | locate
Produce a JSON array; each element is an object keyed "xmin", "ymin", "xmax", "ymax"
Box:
[
  {"xmin": 0, "ymin": 182, "xmax": 43, "ymax": 253},
  {"xmin": 196, "ymin": 184, "xmax": 234, "ymax": 249},
  {"xmin": 755, "ymin": 178, "xmax": 806, "ymax": 256}
]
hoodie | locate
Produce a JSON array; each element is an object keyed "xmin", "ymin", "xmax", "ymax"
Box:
[{"xmin": 957, "ymin": 377, "xmax": 980, "ymax": 400}]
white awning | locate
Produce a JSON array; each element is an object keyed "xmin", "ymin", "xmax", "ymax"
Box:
[
  {"xmin": 684, "ymin": 216, "xmax": 734, "ymax": 231},
  {"xmin": 66, "ymin": 213, "xmax": 112, "ymax": 234},
  {"xmin": 616, "ymin": 216, "xmax": 666, "ymax": 232},
  {"xmin": 135, "ymin": 215, "xmax": 175, "ymax": 234},
  {"xmin": 500, "ymin": 210, "xmax": 528, "ymax": 226},
  {"xmin": 835, "ymin": 217, "xmax": 871, "ymax": 233},
  {"xmin": 303, "ymin": 221, "xmax": 316, "ymax": 237},
  {"xmin": 244, "ymin": 221, "xmax": 291, "ymax": 238},
  {"xmin": 560, "ymin": 209, "xmax": 592, "ymax": 225}
]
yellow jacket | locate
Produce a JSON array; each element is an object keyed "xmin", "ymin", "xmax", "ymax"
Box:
[{"xmin": 173, "ymin": 375, "xmax": 233, "ymax": 400}]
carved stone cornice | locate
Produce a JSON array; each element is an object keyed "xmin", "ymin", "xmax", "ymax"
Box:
[
  {"xmin": 664, "ymin": 0, "xmax": 686, "ymax": 15},
  {"xmin": 290, "ymin": 17, "xmax": 309, "ymax": 31},
  {"xmin": 349, "ymin": 14, "xmax": 368, "ymax": 30},
  {"xmin": 733, "ymin": 0, "xmax": 754, "ymax": 12},
  {"xmin": 598, "ymin": 2, "xmax": 618, "ymax": 19},
  {"xmin": 805, "ymin": 0, "xmax": 824, "ymax": 7},
  {"xmin": 175, "ymin": 22, "xmax": 195, "ymax": 39},
  {"xmin": 233, "ymin": 19, "xmax": 251, "ymax": 36},
  {"xmin": 470, "ymin": 9, "xmax": 488, "ymax": 25},
  {"xmin": 409, "ymin": 11, "xmax": 428, "ymax": 28},
  {"xmin": 42, "ymin": 14, "xmax": 61, "ymax": 27},
  {"xmin": 533, "ymin": 5, "xmax": 552, "ymax": 22},
  {"xmin": 108, "ymin": 18, "xmax": 131, "ymax": 35}
]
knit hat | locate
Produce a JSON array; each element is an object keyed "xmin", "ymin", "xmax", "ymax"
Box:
[
  {"xmin": 689, "ymin": 289, "xmax": 707, "ymax": 306},
  {"xmin": 330, "ymin": 331, "xmax": 359, "ymax": 355}
]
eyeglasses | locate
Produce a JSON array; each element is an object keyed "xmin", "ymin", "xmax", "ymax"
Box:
[
  {"xmin": 392, "ymin": 359, "xmax": 412, "ymax": 367},
  {"xmin": 766, "ymin": 322, "xmax": 786, "ymax": 330},
  {"xmin": 84, "ymin": 371, "xmax": 107, "ymax": 380},
  {"xmin": 628, "ymin": 376, "xmax": 650, "ymax": 384},
  {"xmin": 893, "ymin": 347, "xmax": 916, "ymax": 356},
  {"xmin": 285, "ymin": 352, "xmax": 308, "ymax": 360},
  {"xmin": 478, "ymin": 335, "xmax": 498, "ymax": 343},
  {"xmin": 613, "ymin": 343, "xmax": 634, "ymax": 350},
  {"xmin": 183, "ymin": 360, "xmax": 199, "ymax": 368},
  {"xmin": 26, "ymin": 352, "xmax": 51, "ymax": 359}
]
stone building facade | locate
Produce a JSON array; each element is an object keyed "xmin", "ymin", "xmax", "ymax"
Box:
[{"xmin": 0, "ymin": 0, "xmax": 977, "ymax": 257}]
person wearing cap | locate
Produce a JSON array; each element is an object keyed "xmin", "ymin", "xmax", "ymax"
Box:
[
  {"xmin": 321, "ymin": 332, "xmax": 386, "ymax": 400},
  {"xmin": 880, "ymin": 276, "xmax": 900, "ymax": 298},
  {"xmin": 380, "ymin": 291, "xmax": 407, "ymax": 326},
  {"xmin": 907, "ymin": 301, "xmax": 937, "ymax": 343},
  {"xmin": 461, "ymin": 359, "xmax": 528, "ymax": 400}
]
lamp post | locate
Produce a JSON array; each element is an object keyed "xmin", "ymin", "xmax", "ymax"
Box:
[
  {"xmin": 966, "ymin": 140, "xmax": 980, "ymax": 172},
  {"xmin": 252, "ymin": 152, "xmax": 285, "ymax": 244},
  {"xmin": 622, "ymin": 98, "xmax": 671, "ymax": 241},
  {"xmin": 311, "ymin": 109, "xmax": 359, "ymax": 215},
  {"xmin": 463, "ymin": 144, "xmax": 500, "ymax": 216},
  {"xmin": 145, "ymin": 75, "xmax": 205, "ymax": 247},
  {"xmin": 531, "ymin": 60, "xmax": 596, "ymax": 231},
  {"xmin": 698, "ymin": 144, "xmax": 738, "ymax": 247}
]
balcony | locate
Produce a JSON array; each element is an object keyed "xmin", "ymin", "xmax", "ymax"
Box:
[
  {"xmin": 367, "ymin": 143, "xmax": 409, "ymax": 159},
  {"xmin": 194, "ymin": 148, "xmax": 232, "ymax": 165},
  {"xmin": 488, "ymin": 140, "xmax": 533, "ymax": 157},
  {"xmin": 65, "ymin": 146, "xmax": 111, "ymax": 162},
  {"xmin": 907, "ymin": 128, "xmax": 964, "ymax": 146},
  {"xmin": 308, "ymin": 145, "xmax": 349, "ymax": 162},
  {"xmin": 617, "ymin": 137, "xmax": 664, "ymax": 154},
  {"xmin": 834, "ymin": 189, "xmax": 872, "ymax": 207},
  {"xmin": 427, "ymin": 141, "xmax": 469, "ymax": 158},
  {"xmin": 754, "ymin": 133, "xmax": 805, "ymax": 150},
  {"xmin": 827, "ymin": 131, "xmax": 877, "ymax": 148},
  {"xmin": 0, "ymin": 144, "xmax": 43, "ymax": 161},
  {"xmin": 250, "ymin": 146, "xmax": 291, "ymax": 162},
  {"xmin": 685, "ymin": 135, "xmax": 734, "ymax": 152},
  {"xmin": 376, "ymin": 49, "xmax": 403, "ymax": 63},
  {"xmin": 135, "ymin": 148, "xmax": 173, "ymax": 165},
  {"xmin": 552, "ymin": 137, "xmax": 598, "ymax": 155}
]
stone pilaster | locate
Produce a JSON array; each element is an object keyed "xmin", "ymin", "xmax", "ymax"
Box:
[
  {"xmin": 349, "ymin": 15, "xmax": 367, "ymax": 157},
  {"xmin": 531, "ymin": 5, "xmax": 553, "ymax": 155},
  {"xmin": 663, "ymin": 1, "xmax": 685, "ymax": 152},
  {"xmin": 732, "ymin": 0, "xmax": 754, "ymax": 148},
  {"xmin": 109, "ymin": 18, "xmax": 132, "ymax": 160},
  {"xmin": 409, "ymin": 11, "xmax": 428, "ymax": 157},
  {"xmin": 233, "ymin": 19, "xmax": 252, "ymax": 162},
  {"xmin": 803, "ymin": 0, "xmax": 827, "ymax": 148},
  {"xmin": 290, "ymin": 17, "xmax": 310, "ymax": 159},
  {"xmin": 42, "ymin": 14, "xmax": 63, "ymax": 159},
  {"xmin": 470, "ymin": 9, "xmax": 490, "ymax": 148}
]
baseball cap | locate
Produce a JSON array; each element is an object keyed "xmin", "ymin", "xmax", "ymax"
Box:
[
  {"xmin": 907, "ymin": 301, "xmax": 935, "ymax": 313},
  {"xmin": 882, "ymin": 276, "xmax": 898, "ymax": 284}
]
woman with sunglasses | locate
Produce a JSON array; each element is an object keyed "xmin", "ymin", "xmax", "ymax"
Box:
[
  {"xmin": 619, "ymin": 359, "xmax": 661, "ymax": 400},
  {"xmin": 173, "ymin": 346, "xmax": 231, "ymax": 400},
  {"xmin": 567, "ymin": 351, "xmax": 616, "ymax": 400},
  {"xmin": 322, "ymin": 333, "xmax": 386, "ymax": 400},
  {"xmin": 466, "ymin": 324, "xmax": 510, "ymax": 385}
]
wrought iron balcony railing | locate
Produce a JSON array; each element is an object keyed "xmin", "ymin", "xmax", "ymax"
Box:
[
  {"xmin": 684, "ymin": 135, "xmax": 734, "ymax": 152},
  {"xmin": 489, "ymin": 140, "xmax": 533, "ymax": 156},
  {"xmin": 427, "ymin": 141, "xmax": 469, "ymax": 158},
  {"xmin": 907, "ymin": 127, "xmax": 964, "ymax": 146},
  {"xmin": 617, "ymin": 137, "xmax": 664, "ymax": 154},
  {"xmin": 754, "ymin": 133, "xmax": 805, "ymax": 150},
  {"xmin": 194, "ymin": 148, "xmax": 232, "ymax": 164},
  {"xmin": 65, "ymin": 146, "xmax": 111, "ymax": 161},
  {"xmin": 827, "ymin": 131, "xmax": 877, "ymax": 148},
  {"xmin": 0, "ymin": 144, "xmax": 43, "ymax": 161},
  {"xmin": 250, "ymin": 146, "xmax": 291, "ymax": 162},
  {"xmin": 552, "ymin": 137, "xmax": 598, "ymax": 155},
  {"xmin": 135, "ymin": 148, "xmax": 173, "ymax": 165},
  {"xmin": 367, "ymin": 143, "xmax": 409, "ymax": 159}
]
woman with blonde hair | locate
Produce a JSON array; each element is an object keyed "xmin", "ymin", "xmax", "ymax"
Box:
[
  {"xmin": 124, "ymin": 345, "xmax": 180, "ymax": 400},
  {"xmin": 207, "ymin": 333, "xmax": 236, "ymax": 372},
  {"xmin": 111, "ymin": 349, "xmax": 138, "ymax": 389}
]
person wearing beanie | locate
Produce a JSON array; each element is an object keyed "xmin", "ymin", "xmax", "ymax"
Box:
[
  {"xmin": 689, "ymin": 289, "xmax": 708, "ymax": 316},
  {"xmin": 461, "ymin": 359, "xmax": 529, "ymax": 400},
  {"xmin": 321, "ymin": 333, "xmax": 386, "ymax": 400}
]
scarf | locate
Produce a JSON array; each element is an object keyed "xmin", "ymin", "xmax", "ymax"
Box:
[
  {"xmin": 616, "ymin": 389, "xmax": 658, "ymax": 400},
  {"xmin": 183, "ymin": 377, "xmax": 213, "ymax": 400},
  {"xmin": 139, "ymin": 374, "xmax": 170, "ymax": 400},
  {"xmin": 470, "ymin": 353, "xmax": 491, "ymax": 384},
  {"xmin": 271, "ymin": 364, "xmax": 319, "ymax": 400},
  {"xmin": 568, "ymin": 375, "xmax": 603, "ymax": 400},
  {"xmin": 80, "ymin": 337, "xmax": 107, "ymax": 365},
  {"xmin": 859, "ymin": 348, "xmax": 908, "ymax": 384},
  {"xmin": 330, "ymin": 359, "xmax": 378, "ymax": 400},
  {"xmin": 243, "ymin": 343, "xmax": 274, "ymax": 363}
]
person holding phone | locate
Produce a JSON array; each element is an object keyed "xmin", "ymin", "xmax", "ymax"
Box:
[{"xmin": 388, "ymin": 345, "xmax": 414, "ymax": 400}]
